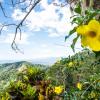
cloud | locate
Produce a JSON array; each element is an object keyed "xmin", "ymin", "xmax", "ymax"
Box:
[
  {"xmin": 3, "ymin": 33, "xmax": 29, "ymax": 45},
  {"xmin": 41, "ymin": 44, "xmax": 48, "ymax": 48},
  {"xmin": 12, "ymin": 9, "xmax": 26, "ymax": 21},
  {"xmin": 48, "ymin": 32, "xmax": 60, "ymax": 37},
  {"xmin": 12, "ymin": 0, "xmax": 72, "ymax": 37}
]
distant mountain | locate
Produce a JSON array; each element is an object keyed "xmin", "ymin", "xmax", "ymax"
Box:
[
  {"xmin": 0, "ymin": 57, "xmax": 59, "ymax": 65},
  {"xmin": 0, "ymin": 60, "xmax": 16, "ymax": 64},
  {"xmin": 0, "ymin": 61, "xmax": 47, "ymax": 92}
]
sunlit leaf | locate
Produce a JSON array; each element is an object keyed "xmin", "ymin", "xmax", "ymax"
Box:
[
  {"xmin": 71, "ymin": 35, "xmax": 79, "ymax": 52},
  {"xmin": 65, "ymin": 27, "xmax": 76, "ymax": 41},
  {"xmin": 74, "ymin": 3, "xmax": 81, "ymax": 14}
]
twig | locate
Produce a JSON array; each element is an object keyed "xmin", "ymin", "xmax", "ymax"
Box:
[
  {"xmin": 0, "ymin": 2, "xmax": 10, "ymax": 18},
  {"xmin": 11, "ymin": 0, "xmax": 41, "ymax": 52}
]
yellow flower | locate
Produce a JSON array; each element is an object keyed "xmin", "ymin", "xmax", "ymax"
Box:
[
  {"xmin": 54, "ymin": 86, "xmax": 63, "ymax": 95},
  {"xmin": 77, "ymin": 82, "xmax": 82, "ymax": 90},
  {"xmin": 97, "ymin": 79, "xmax": 100, "ymax": 83},
  {"xmin": 90, "ymin": 91, "xmax": 96, "ymax": 98},
  {"xmin": 38, "ymin": 93, "xmax": 45, "ymax": 100},
  {"xmin": 68, "ymin": 62, "xmax": 73, "ymax": 67},
  {"xmin": 76, "ymin": 20, "xmax": 100, "ymax": 51}
]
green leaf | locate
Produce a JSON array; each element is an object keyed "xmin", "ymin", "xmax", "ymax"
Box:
[
  {"xmin": 71, "ymin": 35, "xmax": 79, "ymax": 52},
  {"xmin": 93, "ymin": 51, "xmax": 100, "ymax": 57},
  {"xmin": 84, "ymin": 9, "xmax": 100, "ymax": 24},
  {"xmin": 71, "ymin": 17, "xmax": 78, "ymax": 24},
  {"xmin": 74, "ymin": 4, "xmax": 81, "ymax": 14},
  {"xmin": 65, "ymin": 27, "xmax": 76, "ymax": 41},
  {"xmin": 71, "ymin": 17, "xmax": 84, "ymax": 25}
]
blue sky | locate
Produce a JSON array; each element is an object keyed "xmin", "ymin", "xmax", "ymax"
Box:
[{"xmin": 0, "ymin": 0, "xmax": 82, "ymax": 60}]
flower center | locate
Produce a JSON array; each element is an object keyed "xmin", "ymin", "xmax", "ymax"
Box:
[{"xmin": 88, "ymin": 31, "xmax": 96, "ymax": 38}]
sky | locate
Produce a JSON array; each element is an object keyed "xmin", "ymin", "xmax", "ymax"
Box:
[{"xmin": 0, "ymin": 0, "xmax": 82, "ymax": 60}]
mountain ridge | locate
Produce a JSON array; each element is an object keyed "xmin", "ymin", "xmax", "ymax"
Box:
[{"xmin": 0, "ymin": 57, "xmax": 59, "ymax": 65}]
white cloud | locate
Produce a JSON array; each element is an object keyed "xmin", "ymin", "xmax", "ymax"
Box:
[
  {"xmin": 41, "ymin": 44, "xmax": 47, "ymax": 48},
  {"xmin": 4, "ymin": 33, "xmax": 29, "ymax": 44},
  {"xmin": 0, "ymin": 0, "xmax": 83, "ymax": 61},
  {"xmin": 12, "ymin": 9, "xmax": 26, "ymax": 21},
  {"xmin": 48, "ymin": 32, "xmax": 60, "ymax": 37},
  {"xmin": 0, "ymin": 45, "xmax": 64, "ymax": 60},
  {"xmin": 12, "ymin": 0, "xmax": 72, "ymax": 37}
]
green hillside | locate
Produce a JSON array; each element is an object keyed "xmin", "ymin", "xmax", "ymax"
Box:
[
  {"xmin": 0, "ymin": 49, "xmax": 100, "ymax": 100},
  {"xmin": 0, "ymin": 61, "xmax": 47, "ymax": 92}
]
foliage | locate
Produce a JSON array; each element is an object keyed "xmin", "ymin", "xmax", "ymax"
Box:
[
  {"xmin": 47, "ymin": 49, "xmax": 100, "ymax": 99},
  {"xmin": 0, "ymin": 61, "xmax": 47, "ymax": 92},
  {"xmin": 0, "ymin": 1, "xmax": 100, "ymax": 99},
  {"xmin": 0, "ymin": 66, "xmax": 57, "ymax": 100},
  {"xmin": 65, "ymin": 0, "xmax": 100, "ymax": 52},
  {"xmin": 64, "ymin": 1, "xmax": 100, "ymax": 98},
  {"xmin": 0, "ymin": 49, "xmax": 100, "ymax": 99}
]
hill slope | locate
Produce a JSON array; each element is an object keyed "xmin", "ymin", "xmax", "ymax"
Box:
[
  {"xmin": 47, "ymin": 49, "xmax": 100, "ymax": 85},
  {"xmin": 0, "ymin": 61, "xmax": 46, "ymax": 91},
  {"xmin": 0, "ymin": 49, "xmax": 100, "ymax": 99}
]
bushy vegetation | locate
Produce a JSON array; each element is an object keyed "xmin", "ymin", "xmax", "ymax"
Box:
[
  {"xmin": 0, "ymin": 49, "xmax": 100, "ymax": 100},
  {"xmin": 0, "ymin": 61, "xmax": 47, "ymax": 92},
  {"xmin": 47, "ymin": 49, "xmax": 100, "ymax": 99},
  {"xmin": 0, "ymin": 0, "xmax": 100, "ymax": 100}
]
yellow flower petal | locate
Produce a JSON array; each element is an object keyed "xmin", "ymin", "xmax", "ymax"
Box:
[
  {"xmin": 68, "ymin": 62, "xmax": 73, "ymax": 67},
  {"xmin": 81, "ymin": 36, "xmax": 88, "ymax": 46},
  {"xmin": 54, "ymin": 86, "xmax": 63, "ymax": 95},
  {"xmin": 88, "ymin": 37, "xmax": 100, "ymax": 51},
  {"xmin": 38, "ymin": 93, "xmax": 45, "ymax": 100},
  {"xmin": 88, "ymin": 20, "xmax": 100, "ymax": 32},
  {"xmin": 82, "ymin": 35, "xmax": 100, "ymax": 51},
  {"xmin": 76, "ymin": 25, "xmax": 89, "ymax": 35},
  {"xmin": 77, "ymin": 82, "xmax": 82, "ymax": 90},
  {"xmin": 77, "ymin": 20, "xmax": 100, "ymax": 51},
  {"xmin": 90, "ymin": 91, "xmax": 96, "ymax": 98}
]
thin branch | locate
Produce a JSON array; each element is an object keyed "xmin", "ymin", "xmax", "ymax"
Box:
[
  {"xmin": 53, "ymin": 0, "xmax": 78, "ymax": 7},
  {"xmin": 0, "ymin": 23, "xmax": 23, "ymax": 53},
  {"xmin": 10, "ymin": 0, "xmax": 14, "ymax": 7},
  {"xmin": 21, "ymin": 0, "xmax": 33, "ymax": 11},
  {"xmin": 53, "ymin": 2, "xmax": 67, "ymax": 7},
  {"xmin": 0, "ymin": 2, "xmax": 10, "ymax": 18},
  {"xmin": 11, "ymin": 0, "xmax": 26, "ymax": 6},
  {"xmin": 0, "ymin": 23, "xmax": 18, "ymax": 35},
  {"xmin": 11, "ymin": 0, "xmax": 41, "ymax": 51}
]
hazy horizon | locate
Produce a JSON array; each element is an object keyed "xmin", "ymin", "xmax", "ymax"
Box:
[{"xmin": 0, "ymin": 57, "xmax": 62, "ymax": 65}]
